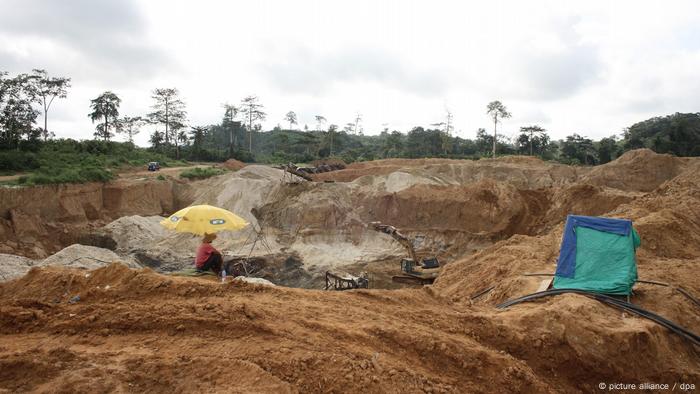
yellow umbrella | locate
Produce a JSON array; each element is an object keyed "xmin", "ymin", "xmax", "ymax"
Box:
[{"xmin": 160, "ymin": 204, "xmax": 249, "ymax": 236}]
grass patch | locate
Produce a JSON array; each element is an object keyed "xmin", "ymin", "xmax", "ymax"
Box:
[
  {"xmin": 180, "ymin": 167, "xmax": 225, "ymax": 180},
  {"xmin": 14, "ymin": 165, "xmax": 114, "ymax": 185}
]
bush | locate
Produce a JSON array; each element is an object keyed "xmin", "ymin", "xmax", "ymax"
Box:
[
  {"xmin": 180, "ymin": 167, "xmax": 225, "ymax": 180},
  {"xmin": 20, "ymin": 166, "xmax": 114, "ymax": 185},
  {"xmin": 0, "ymin": 151, "xmax": 40, "ymax": 172}
]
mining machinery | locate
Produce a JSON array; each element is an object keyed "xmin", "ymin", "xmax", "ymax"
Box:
[{"xmin": 369, "ymin": 221, "xmax": 441, "ymax": 285}]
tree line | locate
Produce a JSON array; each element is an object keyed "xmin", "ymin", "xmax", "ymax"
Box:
[{"xmin": 2, "ymin": 69, "xmax": 699, "ymax": 168}]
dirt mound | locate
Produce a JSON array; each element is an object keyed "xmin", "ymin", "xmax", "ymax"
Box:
[
  {"xmin": 582, "ymin": 149, "xmax": 688, "ymax": 192},
  {"xmin": 1, "ymin": 263, "xmax": 697, "ymax": 392},
  {"xmin": 315, "ymin": 156, "xmax": 584, "ymax": 188},
  {"xmin": 310, "ymin": 158, "xmax": 347, "ymax": 168},
  {"xmin": 543, "ymin": 184, "xmax": 637, "ymax": 230},
  {"xmin": 221, "ymin": 159, "xmax": 246, "ymax": 171},
  {"xmin": 434, "ymin": 157, "xmax": 700, "ymax": 337}
]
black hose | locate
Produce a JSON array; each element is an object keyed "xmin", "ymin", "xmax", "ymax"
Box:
[
  {"xmin": 496, "ymin": 289, "xmax": 700, "ymax": 347},
  {"xmin": 677, "ymin": 287, "xmax": 700, "ymax": 309},
  {"xmin": 470, "ymin": 286, "xmax": 495, "ymax": 300},
  {"xmin": 521, "ymin": 275, "xmax": 700, "ymax": 310}
]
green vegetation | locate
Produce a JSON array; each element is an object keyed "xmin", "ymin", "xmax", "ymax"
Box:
[
  {"xmin": 0, "ymin": 139, "xmax": 187, "ymax": 185},
  {"xmin": 16, "ymin": 165, "xmax": 113, "ymax": 185},
  {"xmin": 180, "ymin": 166, "xmax": 225, "ymax": 180}
]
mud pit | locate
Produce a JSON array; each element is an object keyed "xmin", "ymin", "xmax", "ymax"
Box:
[{"xmin": 1, "ymin": 149, "xmax": 699, "ymax": 392}]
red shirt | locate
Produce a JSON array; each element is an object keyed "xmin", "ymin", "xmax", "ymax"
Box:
[{"xmin": 195, "ymin": 243, "xmax": 219, "ymax": 268}]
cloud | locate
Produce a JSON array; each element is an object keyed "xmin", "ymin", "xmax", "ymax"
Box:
[
  {"xmin": 510, "ymin": 17, "xmax": 603, "ymax": 101},
  {"xmin": 0, "ymin": 0, "xmax": 174, "ymax": 83},
  {"xmin": 516, "ymin": 45, "xmax": 602, "ymax": 100},
  {"xmin": 261, "ymin": 46, "xmax": 449, "ymax": 97}
]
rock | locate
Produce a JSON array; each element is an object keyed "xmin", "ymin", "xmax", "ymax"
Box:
[
  {"xmin": 0, "ymin": 253, "xmax": 36, "ymax": 282},
  {"xmin": 233, "ymin": 276, "xmax": 276, "ymax": 286},
  {"xmin": 41, "ymin": 244, "xmax": 140, "ymax": 270},
  {"xmin": 103, "ymin": 215, "xmax": 168, "ymax": 252}
]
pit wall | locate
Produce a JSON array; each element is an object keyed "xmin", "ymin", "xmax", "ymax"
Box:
[{"xmin": 0, "ymin": 179, "xmax": 193, "ymax": 258}]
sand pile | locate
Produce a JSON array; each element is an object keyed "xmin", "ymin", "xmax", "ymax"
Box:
[
  {"xmin": 221, "ymin": 159, "xmax": 246, "ymax": 171},
  {"xmin": 582, "ymin": 149, "xmax": 688, "ymax": 192},
  {"xmin": 103, "ymin": 215, "xmax": 168, "ymax": 252},
  {"xmin": 433, "ymin": 155, "xmax": 700, "ymax": 340},
  {"xmin": 435, "ymin": 157, "xmax": 700, "ymax": 301},
  {"xmin": 193, "ymin": 165, "xmax": 284, "ymax": 227}
]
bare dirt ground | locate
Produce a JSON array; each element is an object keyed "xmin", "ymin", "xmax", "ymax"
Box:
[
  {"xmin": 111, "ymin": 163, "xmax": 213, "ymax": 180},
  {"xmin": 1, "ymin": 149, "xmax": 699, "ymax": 392}
]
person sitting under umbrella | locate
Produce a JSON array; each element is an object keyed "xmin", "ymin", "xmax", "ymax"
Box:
[{"xmin": 195, "ymin": 233, "xmax": 223, "ymax": 275}]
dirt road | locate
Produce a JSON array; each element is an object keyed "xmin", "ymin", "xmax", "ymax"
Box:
[{"xmin": 117, "ymin": 164, "xmax": 213, "ymax": 179}]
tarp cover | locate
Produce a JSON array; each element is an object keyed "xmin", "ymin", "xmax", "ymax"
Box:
[{"xmin": 553, "ymin": 215, "xmax": 640, "ymax": 295}]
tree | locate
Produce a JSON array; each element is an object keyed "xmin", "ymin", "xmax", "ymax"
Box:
[
  {"xmin": 88, "ymin": 91, "xmax": 121, "ymax": 141},
  {"xmin": 475, "ymin": 128, "xmax": 492, "ymax": 154},
  {"xmin": 314, "ymin": 115, "xmax": 326, "ymax": 132},
  {"xmin": 519, "ymin": 125, "xmax": 546, "ymax": 156},
  {"xmin": 622, "ymin": 113, "xmax": 700, "ymax": 156},
  {"xmin": 382, "ymin": 130, "xmax": 404, "ymax": 158},
  {"xmin": 29, "ymin": 69, "xmax": 70, "ymax": 141},
  {"xmin": 149, "ymin": 129, "xmax": 164, "ymax": 150},
  {"xmin": 597, "ymin": 136, "xmax": 620, "ymax": 164},
  {"xmin": 327, "ymin": 124, "xmax": 338, "ymax": 155},
  {"xmin": 0, "ymin": 72, "xmax": 40, "ymax": 149},
  {"xmin": 486, "ymin": 100, "xmax": 511, "ymax": 158},
  {"xmin": 560, "ymin": 134, "xmax": 597, "ymax": 165},
  {"xmin": 148, "ymin": 88, "xmax": 187, "ymax": 146},
  {"xmin": 285, "ymin": 111, "xmax": 297, "ymax": 130},
  {"xmin": 171, "ymin": 120, "xmax": 187, "ymax": 159},
  {"xmin": 189, "ymin": 125, "xmax": 208, "ymax": 159},
  {"xmin": 177, "ymin": 129, "xmax": 189, "ymax": 147},
  {"xmin": 116, "ymin": 115, "xmax": 144, "ymax": 143},
  {"xmin": 222, "ymin": 103, "xmax": 239, "ymax": 155},
  {"xmin": 240, "ymin": 95, "xmax": 266, "ymax": 152},
  {"xmin": 353, "ymin": 112, "xmax": 362, "ymax": 135}
]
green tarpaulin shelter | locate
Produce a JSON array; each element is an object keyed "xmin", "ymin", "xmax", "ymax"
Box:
[{"xmin": 553, "ymin": 215, "xmax": 641, "ymax": 295}]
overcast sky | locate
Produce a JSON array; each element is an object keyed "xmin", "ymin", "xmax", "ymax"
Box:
[{"xmin": 1, "ymin": 0, "xmax": 699, "ymax": 146}]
